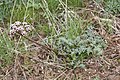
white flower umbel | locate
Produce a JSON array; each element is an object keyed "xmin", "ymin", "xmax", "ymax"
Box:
[{"xmin": 9, "ymin": 21, "xmax": 33, "ymax": 39}]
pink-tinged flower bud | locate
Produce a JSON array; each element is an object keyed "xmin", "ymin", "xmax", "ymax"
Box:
[
  {"xmin": 9, "ymin": 34, "xmax": 14, "ymax": 38},
  {"xmin": 24, "ymin": 25, "xmax": 30, "ymax": 28},
  {"xmin": 10, "ymin": 24, "xmax": 15, "ymax": 29},
  {"xmin": 26, "ymin": 27, "xmax": 31, "ymax": 32},
  {"xmin": 18, "ymin": 26, "xmax": 24, "ymax": 31},
  {"xmin": 15, "ymin": 21, "xmax": 21, "ymax": 26},
  {"xmin": 12, "ymin": 25, "xmax": 17, "ymax": 30},
  {"xmin": 21, "ymin": 31, "xmax": 27, "ymax": 36},
  {"xmin": 22, "ymin": 22, "xmax": 27, "ymax": 25},
  {"xmin": 10, "ymin": 30, "xmax": 15, "ymax": 35}
]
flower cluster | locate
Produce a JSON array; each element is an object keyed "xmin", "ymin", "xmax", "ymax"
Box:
[{"xmin": 9, "ymin": 21, "xmax": 33, "ymax": 38}]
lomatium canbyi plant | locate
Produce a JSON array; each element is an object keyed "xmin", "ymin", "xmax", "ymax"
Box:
[{"xmin": 9, "ymin": 21, "xmax": 33, "ymax": 39}]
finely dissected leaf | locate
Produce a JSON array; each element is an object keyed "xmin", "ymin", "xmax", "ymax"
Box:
[
  {"xmin": 45, "ymin": 26, "xmax": 106, "ymax": 64},
  {"xmin": 59, "ymin": 37, "xmax": 73, "ymax": 46},
  {"xmin": 79, "ymin": 64, "xmax": 85, "ymax": 68}
]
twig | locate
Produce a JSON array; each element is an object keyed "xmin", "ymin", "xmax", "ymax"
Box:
[
  {"xmin": 18, "ymin": 33, "xmax": 57, "ymax": 53},
  {"xmin": 54, "ymin": 70, "xmax": 67, "ymax": 80},
  {"xmin": 1, "ymin": 68, "xmax": 13, "ymax": 80},
  {"xmin": 18, "ymin": 61, "xmax": 27, "ymax": 80}
]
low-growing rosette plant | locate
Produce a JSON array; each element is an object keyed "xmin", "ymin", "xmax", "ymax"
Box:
[{"xmin": 44, "ymin": 26, "xmax": 107, "ymax": 67}]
